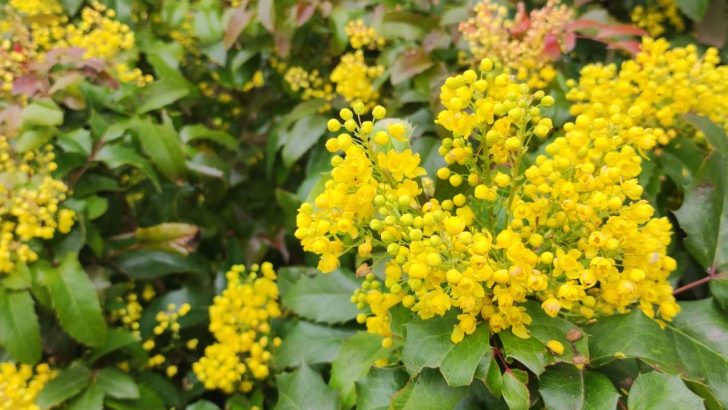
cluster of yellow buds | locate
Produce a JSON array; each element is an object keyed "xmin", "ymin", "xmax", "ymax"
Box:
[
  {"xmin": 567, "ymin": 37, "xmax": 728, "ymax": 145},
  {"xmin": 283, "ymin": 66, "xmax": 335, "ymax": 109},
  {"xmin": 296, "ymin": 60, "xmax": 678, "ymax": 345},
  {"xmin": 459, "ymin": 0, "xmax": 574, "ymax": 89},
  {"xmin": 631, "ymin": 0, "xmax": 685, "ymax": 37},
  {"xmin": 0, "ymin": 10, "xmax": 37, "ymax": 94},
  {"xmin": 330, "ymin": 50, "xmax": 384, "ymax": 107},
  {"xmin": 8, "ymin": 0, "xmax": 62, "ymax": 16},
  {"xmin": 242, "ymin": 70, "xmax": 265, "ymax": 92},
  {"xmin": 0, "ymin": 138, "xmax": 75, "ymax": 274},
  {"xmin": 345, "ymin": 19, "xmax": 386, "ymax": 50},
  {"xmin": 143, "ymin": 303, "xmax": 191, "ymax": 378},
  {"xmin": 111, "ymin": 291, "xmax": 144, "ymax": 337},
  {"xmin": 0, "ymin": 362, "xmax": 56, "ymax": 410},
  {"xmin": 193, "ymin": 263, "xmax": 282, "ymax": 394}
]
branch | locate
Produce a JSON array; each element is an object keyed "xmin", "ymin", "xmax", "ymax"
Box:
[{"xmin": 673, "ymin": 266, "xmax": 724, "ymax": 295}]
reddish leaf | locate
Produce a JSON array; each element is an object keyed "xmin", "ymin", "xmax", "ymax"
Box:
[
  {"xmin": 543, "ymin": 34, "xmax": 562, "ymax": 61},
  {"xmin": 606, "ymin": 39, "xmax": 642, "ymax": 55},
  {"xmin": 391, "ymin": 48, "xmax": 434, "ymax": 85},
  {"xmin": 12, "ymin": 75, "xmax": 45, "ymax": 96},
  {"xmin": 293, "ymin": 2, "xmax": 316, "ymax": 27},
  {"xmin": 225, "ymin": 3, "xmax": 254, "ymax": 49},
  {"xmin": 510, "ymin": 2, "xmax": 531, "ymax": 38},
  {"xmin": 258, "ymin": 0, "xmax": 275, "ymax": 32},
  {"xmin": 563, "ymin": 31, "xmax": 576, "ymax": 53}
]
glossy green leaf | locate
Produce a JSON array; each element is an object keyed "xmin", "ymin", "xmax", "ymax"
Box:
[
  {"xmin": 524, "ymin": 301, "xmax": 590, "ymax": 364},
  {"xmin": 97, "ymin": 367, "xmax": 140, "ymax": 399},
  {"xmin": 95, "ymin": 144, "xmax": 161, "ymax": 190},
  {"xmin": 281, "ymin": 115, "xmax": 328, "ymax": 167},
  {"xmin": 281, "ymin": 268, "xmax": 359, "ymax": 324},
  {"xmin": 502, "ymin": 370, "xmax": 530, "ymax": 410},
  {"xmin": 391, "ymin": 48, "xmax": 433, "ymax": 85},
  {"xmin": 187, "ymin": 400, "xmax": 221, "ymax": 410},
  {"xmin": 330, "ymin": 332, "xmax": 389, "ymax": 408},
  {"xmin": 274, "ymin": 364, "xmax": 339, "ymax": 410},
  {"xmin": 21, "ymin": 99, "xmax": 63, "ymax": 127},
  {"xmin": 390, "ymin": 368, "xmax": 468, "ymax": 410},
  {"xmin": 68, "ymin": 382, "xmax": 105, "ymax": 410},
  {"xmin": 356, "ymin": 367, "xmax": 409, "ymax": 410},
  {"xmin": 37, "ymin": 364, "xmax": 92, "ymax": 409},
  {"xmin": 136, "ymin": 79, "xmax": 189, "ymax": 114},
  {"xmin": 401, "ymin": 313, "xmax": 491, "ymax": 384},
  {"xmin": 45, "ymin": 254, "xmax": 108, "ymax": 347},
  {"xmin": 539, "ymin": 364, "xmax": 619, "ymax": 410},
  {"xmin": 275, "ymin": 321, "xmax": 355, "ymax": 368},
  {"xmin": 180, "ymin": 124, "xmax": 237, "ymax": 150},
  {"xmin": 106, "ymin": 386, "xmax": 165, "ymax": 410},
  {"xmin": 114, "ymin": 250, "xmax": 208, "ymax": 279},
  {"xmin": 628, "ymin": 372, "xmax": 704, "ymax": 410},
  {"xmin": 500, "ymin": 331, "xmax": 551, "ymax": 375},
  {"xmin": 475, "ymin": 352, "xmax": 503, "ymax": 396},
  {"xmin": 89, "ymin": 328, "xmax": 138, "ymax": 363},
  {"xmin": 135, "ymin": 117, "xmax": 187, "ymax": 180},
  {"xmin": 675, "ymin": 115, "xmax": 728, "ymax": 272},
  {"xmin": 0, "ymin": 288, "xmax": 41, "ymax": 364},
  {"xmin": 676, "ymin": 0, "xmax": 710, "ymax": 21}
]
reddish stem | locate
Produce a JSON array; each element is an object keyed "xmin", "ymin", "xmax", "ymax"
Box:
[{"xmin": 673, "ymin": 267, "xmax": 723, "ymax": 296}]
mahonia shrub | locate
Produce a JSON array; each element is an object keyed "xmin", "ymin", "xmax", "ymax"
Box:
[
  {"xmin": 296, "ymin": 59, "xmax": 679, "ymax": 344},
  {"xmin": 630, "ymin": 0, "xmax": 685, "ymax": 37},
  {"xmin": 0, "ymin": 362, "xmax": 55, "ymax": 409},
  {"xmin": 567, "ymin": 37, "xmax": 728, "ymax": 145}
]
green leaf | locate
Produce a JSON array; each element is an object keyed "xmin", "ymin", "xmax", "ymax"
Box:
[
  {"xmin": 587, "ymin": 310, "xmax": 680, "ymax": 371},
  {"xmin": 136, "ymin": 80, "xmax": 189, "ymax": 114},
  {"xmin": 281, "ymin": 268, "xmax": 359, "ymax": 324},
  {"xmin": 135, "ymin": 117, "xmax": 186, "ymax": 180},
  {"xmin": 187, "ymin": 400, "xmax": 221, "ymax": 410},
  {"xmin": 114, "ymin": 250, "xmax": 208, "ymax": 279},
  {"xmin": 97, "ymin": 367, "xmax": 140, "ymax": 399},
  {"xmin": 89, "ymin": 328, "xmax": 138, "ymax": 363},
  {"xmin": 502, "ymin": 370, "xmax": 530, "ymax": 410},
  {"xmin": 95, "ymin": 144, "xmax": 161, "ymax": 190},
  {"xmin": 475, "ymin": 352, "xmax": 502, "ymax": 396},
  {"xmin": 401, "ymin": 313, "xmax": 491, "ymax": 385},
  {"xmin": 281, "ymin": 115, "xmax": 328, "ymax": 167},
  {"xmin": 15, "ymin": 128, "xmax": 56, "ymax": 152},
  {"xmin": 61, "ymin": 0, "xmax": 84, "ymax": 15},
  {"xmin": 523, "ymin": 301, "xmax": 590, "ymax": 364},
  {"xmin": 390, "ymin": 368, "xmax": 468, "ymax": 410},
  {"xmin": 539, "ymin": 364, "xmax": 619, "ymax": 410},
  {"xmin": 138, "ymin": 372, "xmax": 182, "ymax": 408},
  {"xmin": 710, "ymin": 276, "xmax": 728, "ymax": 312},
  {"xmin": 391, "ymin": 48, "xmax": 433, "ymax": 85},
  {"xmin": 355, "ymin": 367, "xmax": 409, "ymax": 410},
  {"xmin": 106, "ymin": 386, "xmax": 165, "ymax": 410},
  {"xmin": 45, "ymin": 253, "xmax": 108, "ymax": 347},
  {"xmin": 21, "ymin": 99, "xmax": 63, "ymax": 127},
  {"xmin": 667, "ymin": 299, "xmax": 728, "ymax": 407},
  {"xmin": 275, "ymin": 321, "xmax": 355, "ymax": 368},
  {"xmin": 500, "ymin": 331, "xmax": 551, "ymax": 376},
  {"xmin": 0, "ymin": 288, "xmax": 41, "ymax": 364},
  {"xmin": 274, "ymin": 364, "xmax": 339, "ymax": 410},
  {"xmin": 674, "ymin": 149, "xmax": 727, "ymax": 272},
  {"xmin": 676, "ymin": 0, "xmax": 710, "ymax": 22},
  {"xmin": 330, "ymin": 332, "xmax": 389, "ymax": 408},
  {"xmin": 180, "ymin": 124, "xmax": 237, "ymax": 150},
  {"xmin": 68, "ymin": 382, "xmax": 105, "ymax": 410},
  {"xmin": 37, "ymin": 364, "xmax": 92, "ymax": 409},
  {"xmin": 628, "ymin": 372, "xmax": 704, "ymax": 410}
]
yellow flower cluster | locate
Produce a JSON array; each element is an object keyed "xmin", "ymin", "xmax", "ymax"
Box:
[
  {"xmin": 345, "ymin": 19, "xmax": 386, "ymax": 50},
  {"xmin": 193, "ymin": 263, "xmax": 282, "ymax": 394},
  {"xmin": 8, "ymin": 0, "xmax": 62, "ymax": 16},
  {"xmin": 111, "ymin": 291, "xmax": 144, "ymax": 336},
  {"xmin": 0, "ymin": 137, "xmax": 74, "ymax": 274},
  {"xmin": 567, "ymin": 37, "xmax": 728, "ymax": 145},
  {"xmin": 144, "ymin": 303, "xmax": 191, "ymax": 378},
  {"xmin": 242, "ymin": 70, "xmax": 265, "ymax": 92},
  {"xmin": 330, "ymin": 50, "xmax": 384, "ymax": 107},
  {"xmin": 0, "ymin": 362, "xmax": 55, "ymax": 410},
  {"xmin": 282, "ymin": 65, "xmax": 335, "ymax": 110},
  {"xmin": 459, "ymin": 0, "xmax": 573, "ymax": 89},
  {"xmin": 296, "ymin": 60, "xmax": 679, "ymax": 344},
  {"xmin": 0, "ymin": 1, "xmax": 151, "ymax": 90},
  {"xmin": 631, "ymin": 0, "xmax": 685, "ymax": 37}
]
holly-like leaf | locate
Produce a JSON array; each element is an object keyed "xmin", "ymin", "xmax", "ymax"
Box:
[
  {"xmin": 281, "ymin": 115, "xmax": 328, "ymax": 167},
  {"xmin": 97, "ymin": 367, "xmax": 140, "ymax": 399},
  {"xmin": 134, "ymin": 117, "xmax": 186, "ymax": 181},
  {"xmin": 500, "ymin": 331, "xmax": 551, "ymax": 376},
  {"xmin": 401, "ymin": 313, "xmax": 491, "ymax": 385},
  {"xmin": 281, "ymin": 268, "xmax": 359, "ymax": 324},
  {"xmin": 356, "ymin": 367, "xmax": 409, "ymax": 410},
  {"xmin": 275, "ymin": 321, "xmax": 355, "ymax": 368},
  {"xmin": 274, "ymin": 364, "xmax": 339, "ymax": 410},
  {"xmin": 390, "ymin": 368, "xmax": 468, "ymax": 410},
  {"xmin": 628, "ymin": 372, "xmax": 704, "ymax": 410},
  {"xmin": 37, "ymin": 364, "xmax": 93, "ymax": 409},
  {"xmin": 330, "ymin": 332, "xmax": 389, "ymax": 408},
  {"xmin": 391, "ymin": 48, "xmax": 433, "ymax": 85},
  {"xmin": 0, "ymin": 288, "xmax": 41, "ymax": 364},
  {"xmin": 68, "ymin": 382, "xmax": 105, "ymax": 410},
  {"xmin": 539, "ymin": 364, "xmax": 619, "ymax": 410},
  {"xmin": 502, "ymin": 370, "xmax": 530, "ymax": 410},
  {"xmin": 676, "ymin": 0, "xmax": 710, "ymax": 22},
  {"xmin": 44, "ymin": 254, "xmax": 108, "ymax": 347}
]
